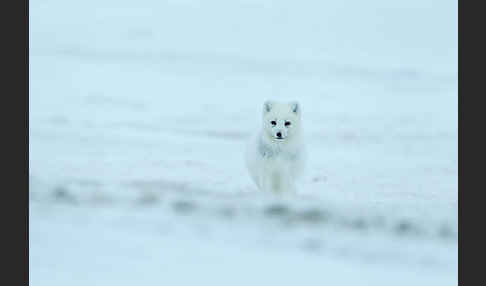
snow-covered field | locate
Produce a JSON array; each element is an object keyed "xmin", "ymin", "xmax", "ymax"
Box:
[{"xmin": 29, "ymin": 0, "xmax": 457, "ymax": 285}]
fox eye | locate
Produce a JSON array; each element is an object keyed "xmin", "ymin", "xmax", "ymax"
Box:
[
  {"xmin": 285, "ymin": 121, "xmax": 291, "ymax": 127},
  {"xmin": 271, "ymin": 121, "xmax": 277, "ymax": 126}
]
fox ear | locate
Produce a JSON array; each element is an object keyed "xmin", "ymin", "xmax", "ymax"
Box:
[
  {"xmin": 290, "ymin": 101, "xmax": 300, "ymax": 114},
  {"xmin": 263, "ymin": 101, "xmax": 273, "ymax": 113}
]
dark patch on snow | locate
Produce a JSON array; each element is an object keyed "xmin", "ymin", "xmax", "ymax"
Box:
[
  {"xmin": 136, "ymin": 192, "xmax": 160, "ymax": 206},
  {"xmin": 296, "ymin": 208, "xmax": 330, "ymax": 224},
  {"xmin": 348, "ymin": 218, "xmax": 368, "ymax": 230},
  {"xmin": 394, "ymin": 220, "xmax": 421, "ymax": 236},
  {"xmin": 52, "ymin": 186, "xmax": 78, "ymax": 204},
  {"xmin": 437, "ymin": 224, "xmax": 456, "ymax": 239},
  {"xmin": 264, "ymin": 204, "xmax": 291, "ymax": 217},
  {"xmin": 311, "ymin": 176, "xmax": 327, "ymax": 183},
  {"xmin": 172, "ymin": 200, "xmax": 198, "ymax": 214}
]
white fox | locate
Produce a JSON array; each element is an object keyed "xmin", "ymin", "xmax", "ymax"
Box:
[{"xmin": 245, "ymin": 101, "xmax": 306, "ymax": 194}]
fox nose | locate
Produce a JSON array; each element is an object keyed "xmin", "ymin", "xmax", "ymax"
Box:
[{"xmin": 276, "ymin": 132, "xmax": 282, "ymax": 138}]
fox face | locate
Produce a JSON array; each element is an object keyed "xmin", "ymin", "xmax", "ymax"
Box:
[{"xmin": 262, "ymin": 101, "xmax": 301, "ymax": 142}]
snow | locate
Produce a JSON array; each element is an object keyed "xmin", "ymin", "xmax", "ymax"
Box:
[{"xmin": 29, "ymin": 0, "xmax": 457, "ymax": 285}]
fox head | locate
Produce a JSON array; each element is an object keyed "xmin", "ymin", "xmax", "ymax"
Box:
[{"xmin": 262, "ymin": 100, "xmax": 301, "ymax": 142}]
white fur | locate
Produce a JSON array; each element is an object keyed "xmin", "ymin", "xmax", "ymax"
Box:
[{"xmin": 245, "ymin": 101, "xmax": 306, "ymax": 195}]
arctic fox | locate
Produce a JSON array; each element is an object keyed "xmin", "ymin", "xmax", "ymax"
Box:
[{"xmin": 245, "ymin": 101, "xmax": 306, "ymax": 195}]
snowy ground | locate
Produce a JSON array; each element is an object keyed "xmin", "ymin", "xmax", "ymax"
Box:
[{"xmin": 29, "ymin": 0, "xmax": 457, "ymax": 285}]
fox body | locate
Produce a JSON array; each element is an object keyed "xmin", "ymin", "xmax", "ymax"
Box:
[{"xmin": 245, "ymin": 101, "xmax": 306, "ymax": 194}]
